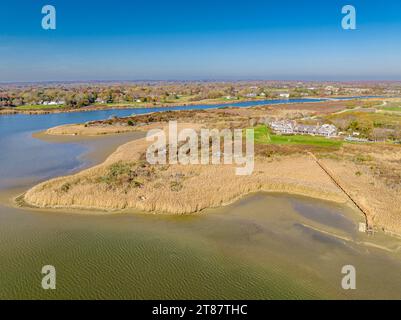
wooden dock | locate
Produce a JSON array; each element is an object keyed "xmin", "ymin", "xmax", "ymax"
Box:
[{"xmin": 308, "ymin": 152, "xmax": 372, "ymax": 233}]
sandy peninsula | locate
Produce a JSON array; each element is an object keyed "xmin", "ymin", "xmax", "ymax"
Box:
[
  {"xmin": 22, "ymin": 102, "xmax": 401, "ymax": 235},
  {"xmin": 23, "ymin": 126, "xmax": 346, "ymax": 214}
]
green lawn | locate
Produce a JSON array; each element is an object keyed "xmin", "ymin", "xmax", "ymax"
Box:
[
  {"xmin": 253, "ymin": 125, "xmax": 271, "ymax": 144},
  {"xmin": 380, "ymin": 106, "xmax": 401, "ymax": 112},
  {"xmin": 15, "ymin": 104, "xmax": 65, "ymax": 110},
  {"xmin": 252, "ymin": 125, "xmax": 342, "ymax": 147}
]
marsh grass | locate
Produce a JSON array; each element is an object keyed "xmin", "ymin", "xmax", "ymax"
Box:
[
  {"xmin": 15, "ymin": 104, "xmax": 65, "ymax": 110},
  {"xmin": 354, "ymin": 154, "xmax": 373, "ymax": 163}
]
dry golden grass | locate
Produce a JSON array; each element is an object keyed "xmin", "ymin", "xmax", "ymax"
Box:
[
  {"xmin": 26, "ymin": 105, "xmax": 401, "ymax": 234},
  {"xmin": 24, "ymin": 125, "xmax": 346, "ymax": 214},
  {"xmin": 320, "ymin": 143, "xmax": 401, "ymax": 234}
]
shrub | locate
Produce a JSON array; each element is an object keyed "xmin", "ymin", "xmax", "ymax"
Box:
[
  {"xmin": 97, "ymin": 161, "xmax": 158, "ymax": 189},
  {"xmin": 98, "ymin": 161, "xmax": 132, "ymax": 185},
  {"xmin": 60, "ymin": 182, "xmax": 71, "ymax": 193},
  {"xmin": 170, "ymin": 180, "xmax": 183, "ymax": 192},
  {"xmin": 131, "ymin": 180, "xmax": 144, "ymax": 188},
  {"xmin": 354, "ymin": 154, "xmax": 373, "ymax": 163}
]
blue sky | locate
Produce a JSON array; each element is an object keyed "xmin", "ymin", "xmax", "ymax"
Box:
[{"xmin": 1, "ymin": 0, "xmax": 401, "ymax": 81}]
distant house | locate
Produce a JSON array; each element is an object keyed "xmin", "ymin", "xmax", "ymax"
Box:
[
  {"xmin": 345, "ymin": 136, "xmax": 370, "ymax": 143},
  {"xmin": 317, "ymin": 124, "xmax": 337, "ymax": 137},
  {"xmin": 269, "ymin": 120, "xmax": 337, "ymax": 137},
  {"xmin": 95, "ymin": 98, "xmax": 105, "ymax": 104},
  {"xmin": 279, "ymin": 93, "xmax": 290, "ymax": 99},
  {"xmin": 42, "ymin": 100, "xmax": 64, "ymax": 105},
  {"xmin": 384, "ymin": 89, "xmax": 401, "ymax": 94}
]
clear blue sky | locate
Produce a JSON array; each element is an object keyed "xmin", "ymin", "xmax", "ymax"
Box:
[{"xmin": 1, "ymin": 0, "xmax": 401, "ymax": 82}]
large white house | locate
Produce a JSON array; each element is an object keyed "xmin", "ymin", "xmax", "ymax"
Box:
[
  {"xmin": 316, "ymin": 124, "xmax": 337, "ymax": 137},
  {"xmin": 269, "ymin": 120, "xmax": 337, "ymax": 137},
  {"xmin": 269, "ymin": 120, "xmax": 295, "ymax": 134},
  {"xmin": 42, "ymin": 100, "xmax": 65, "ymax": 105}
]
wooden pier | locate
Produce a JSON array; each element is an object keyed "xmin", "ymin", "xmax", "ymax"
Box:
[{"xmin": 308, "ymin": 152, "xmax": 372, "ymax": 233}]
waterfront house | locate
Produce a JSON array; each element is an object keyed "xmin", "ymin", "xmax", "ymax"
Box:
[
  {"xmin": 268, "ymin": 120, "xmax": 337, "ymax": 137},
  {"xmin": 42, "ymin": 100, "xmax": 64, "ymax": 105},
  {"xmin": 269, "ymin": 120, "xmax": 295, "ymax": 134},
  {"xmin": 316, "ymin": 124, "xmax": 337, "ymax": 137}
]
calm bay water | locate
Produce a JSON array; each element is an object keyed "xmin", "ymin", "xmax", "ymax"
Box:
[
  {"xmin": 1, "ymin": 96, "xmax": 400, "ymax": 299},
  {"xmin": 1, "ymin": 192, "xmax": 401, "ymax": 299}
]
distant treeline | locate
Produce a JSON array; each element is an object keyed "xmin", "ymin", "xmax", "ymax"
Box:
[{"xmin": 0, "ymin": 81, "xmax": 390, "ymax": 108}]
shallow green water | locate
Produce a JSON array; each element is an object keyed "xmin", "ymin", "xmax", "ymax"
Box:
[{"xmin": 1, "ymin": 192, "xmax": 401, "ymax": 299}]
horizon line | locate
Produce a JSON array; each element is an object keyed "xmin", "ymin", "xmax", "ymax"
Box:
[{"xmin": 2, "ymin": 79, "xmax": 401, "ymax": 85}]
